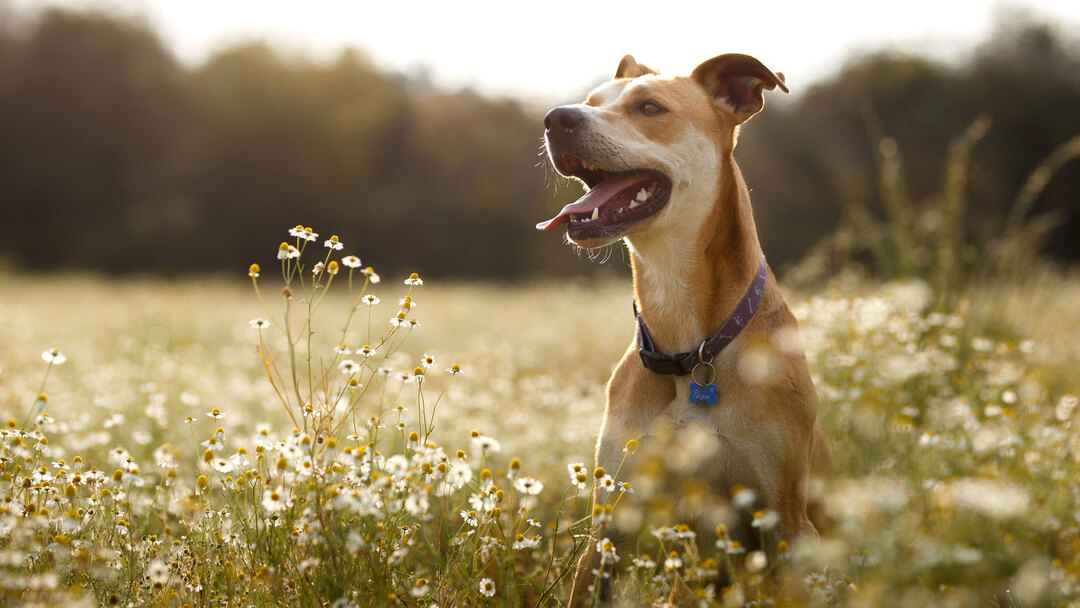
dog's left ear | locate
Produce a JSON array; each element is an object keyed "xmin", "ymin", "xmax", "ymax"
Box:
[
  {"xmin": 691, "ymin": 54, "xmax": 788, "ymax": 124},
  {"xmin": 616, "ymin": 55, "xmax": 659, "ymax": 79}
]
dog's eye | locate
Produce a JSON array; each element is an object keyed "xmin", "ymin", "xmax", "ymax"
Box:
[{"xmin": 638, "ymin": 100, "xmax": 666, "ymax": 116}]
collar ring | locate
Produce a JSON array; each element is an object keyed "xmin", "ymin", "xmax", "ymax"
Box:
[{"xmin": 691, "ymin": 360, "xmax": 716, "ymax": 388}]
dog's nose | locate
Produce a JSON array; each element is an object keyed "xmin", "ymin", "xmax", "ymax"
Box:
[{"xmin": 544, "ymin": 106, "xmax": 585, "ymax": 133}]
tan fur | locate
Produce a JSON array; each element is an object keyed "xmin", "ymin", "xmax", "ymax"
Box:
[{"xmin": 546, "ymin": 54, "xmax": 833, "ymax": 605}]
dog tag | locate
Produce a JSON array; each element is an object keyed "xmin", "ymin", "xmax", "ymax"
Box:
[
  {"xmin": 690, "ymin": 359, "xmax": 718, "ymax": 405},
  {"xmin": 689, "ymin": 382, "xmax": 718, "ymax": 405}
]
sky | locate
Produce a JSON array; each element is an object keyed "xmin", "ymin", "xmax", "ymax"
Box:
[{"xmin": 8, "ymin": 0, "xmax": 1080, "ymax": 104}]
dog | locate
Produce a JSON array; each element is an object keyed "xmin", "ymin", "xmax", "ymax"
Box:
[{"xmin": 537, "ymin": 53, "xmax": 833, "ymax": 604}]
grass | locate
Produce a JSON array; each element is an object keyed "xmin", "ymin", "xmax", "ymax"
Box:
[{"xmin": 0, "ymin": 235, "xmax": 1078, "ymax": 607}]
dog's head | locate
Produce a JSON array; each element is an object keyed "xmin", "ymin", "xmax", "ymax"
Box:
[{"xmin": 538, "ymin": 53, "xmax": 787, "ymax": 250}]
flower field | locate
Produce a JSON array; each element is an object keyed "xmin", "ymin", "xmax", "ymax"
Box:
[{"xmin": 1, "ymin": 231, "xmax": 1078, "ymax": 607}]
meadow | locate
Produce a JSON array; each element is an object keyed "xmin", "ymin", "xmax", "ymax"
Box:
[{"xmin": 1, "ymin": 231, "xmax": 1079, "ymax": 607}]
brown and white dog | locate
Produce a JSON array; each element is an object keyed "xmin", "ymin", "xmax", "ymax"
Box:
[{"xmin": 538, "ymin": 54, "xmax": 832, "ymax": 603}]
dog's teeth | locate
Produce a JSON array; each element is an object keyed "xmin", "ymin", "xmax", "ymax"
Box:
[
  {"xmin": 591, "ymin": 208, "xmax": 599, "ymax": 221},
  {"xmin": 629, "ymin": 200, "xmax": 639, "ymax": 209},
  {"xmin": 636, "ymin": 188, "xmax": 649, "ymax": 202}
]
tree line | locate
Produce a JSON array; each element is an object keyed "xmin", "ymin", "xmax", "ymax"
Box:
[{"xmin": 0, "ymin": 6, "xmax": 1076, "ymax": 279}]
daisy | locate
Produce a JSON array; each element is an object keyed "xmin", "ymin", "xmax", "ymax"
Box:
[
  {"xmin": 597, "ymin": 538, "xmax": 619, "ymax": 564},
  {"xmin": 341, "ymin": 255, "xmax": 362, "ymax": 268},
  {"xmin": 230, "ymin": 450, "xmax": 250, "ymax": 469},
  {"xmin": 568, "ymin": 463, "xmax": 588, "ymax": 491},
  {"xmin": 288, "ymin": 225, "xmax": 318, "ymax": 241},
  {"xmin": 404, "ymin": 493, "xmax": 429, "ymax": 516},
  {"xmin": 447, "ymin": 463, "xmax": 472, "ymax": 489},
  {"xmin": 277, "ymin": 242, "xmax": 300, "ymax": 260},
  {"xmin": 460, "ymin": 509, "xmax": 478, "ymax": 527},
  {"xmin": 512, "ymin": 534, "xmax": 540, "ymax": 550},
  {"xmin": 469, "ymin": 492, "xmax": 497, "ymax": 512},
  {"xmin": 41, "ymin": 348, "xmax": 67, "ymax": 365},
  {"xmin": 478, "ymin": 578, "xmax": 495, "ymax": 598},
  {"xmin": 679, "ymin": 530, "xmax": 704, "ymax": 548},
  {"xmin": 664, "ymin": 551, "xmax": 683, "ymax": 572},
  {"xmin": 410, "ymin": 578, "xmax": 430, "ymax": 598},
  {"xmin": 750, "ymin": 509, "xmax": 780, "ymax": 531},
  {"xmin": 513, "ymin": 476, "xmax": 543, "ymax": 496},
  {"xmin": 324, "ymin": 235, "xmax": 344, "ymax": 250},
  {"xmin": 249, "ymin": 319, "xmax": 271, "ymax": 329},
  {"xmin": 146, "ymin": 559, "xmax": 170, "ymax": 585},
  {"xmin": 732, "ymin": 485, "xmax": 757, "ymax": 509},
  {"xmin": 471, "ymin": 434, "xmax": 501, "ymax": 454},
  {"xmin": 404, "ymin": 273, "xmax": 424, "ymax": 286},
  {"xmin": 717, "ymin": 538, "xmax": 746, "ymax": 554},
  {"xmin": 599, "ymin": 474, "xmax": 617, "ymax": 493}
]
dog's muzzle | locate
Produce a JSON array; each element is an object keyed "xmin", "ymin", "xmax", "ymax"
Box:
[{"xmin": 544, "ymin": 106, "xmax": 586, "ymax": 147}]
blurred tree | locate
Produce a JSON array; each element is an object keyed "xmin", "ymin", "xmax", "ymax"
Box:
[
  {"xmin": 177, "ymin": 44, "xmax": 415, "ymax": 270},
  {"xmin": 0, "ymin": 7, "xmax": 1076, "ymax": 279},
  {"xmin": 962, "ymin": 14, "xmax": 1080, "ymax": 260},
  {"xmin": 741, "ymin": 11, "xmax": 1080, "ymax": 278},
  {"xmin": 0, "ymin": 8, "xmax": 186, "ymax": 271}
]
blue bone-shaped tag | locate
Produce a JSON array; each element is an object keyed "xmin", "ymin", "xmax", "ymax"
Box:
[{"xmin": 689, "ymin": 383, "xmax": 718, "ymax": 405}]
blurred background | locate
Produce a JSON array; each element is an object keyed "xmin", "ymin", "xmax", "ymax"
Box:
[{"xmin": 0, "ymin": 0, "xmax": 1077, "ymax": 282}]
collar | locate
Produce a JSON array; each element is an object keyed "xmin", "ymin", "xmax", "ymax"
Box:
[{"xmin": 635, "ymin": 256, "xmax": 768, "ymax": 376}]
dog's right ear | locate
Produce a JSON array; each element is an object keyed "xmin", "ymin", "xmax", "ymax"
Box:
[{"xmin": 615, "ymin": 55, "xmax": 659, "ymax": 79}]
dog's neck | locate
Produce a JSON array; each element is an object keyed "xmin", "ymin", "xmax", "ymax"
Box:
[{"xmin": 625, "ymin": 154, "xmax": 764, "ymax": 355}]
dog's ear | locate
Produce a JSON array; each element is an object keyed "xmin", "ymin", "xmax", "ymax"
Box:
[
  {"xmin": 615, "ymin": 55, "xmax": 659, "ymax": 79},
  {"xmin": 691, "ymin": 54, "xmax": 788, "ymax": 123}
]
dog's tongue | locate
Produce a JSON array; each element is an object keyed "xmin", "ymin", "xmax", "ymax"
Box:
[{"xmin": 536, "ymin": 173, "xmax": 652, "ymax": 231}]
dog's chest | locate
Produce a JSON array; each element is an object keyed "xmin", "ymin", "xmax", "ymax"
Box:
[{"xmin": 649, "ymin": 381, "xmax": 737, "ymax": 437}]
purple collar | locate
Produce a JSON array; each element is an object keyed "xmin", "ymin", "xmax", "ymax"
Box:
[{"xmin": 635, "ymin": 257, "xmax": 768, "ymax": 376}]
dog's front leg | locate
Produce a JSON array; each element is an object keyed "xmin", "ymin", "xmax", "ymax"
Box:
[
  {"xmin": 569, "ymin": 350, "xmax": 665, "ymax": 605},
  {"xmin": 568, "ymin": 430, "xmax": 620, "ymax": 606},
  {"xmin": 568, "ymin": 523, "xmax": 601, "ymax": 606},
  {"xmin": 767, "ymin": 419, "xmax": 821, "ymax": 543}
]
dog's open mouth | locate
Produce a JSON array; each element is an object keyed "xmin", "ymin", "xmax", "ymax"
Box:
[{"xmin": 536, "ymin": 154, "xmax": 671, "ymax": 237}]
